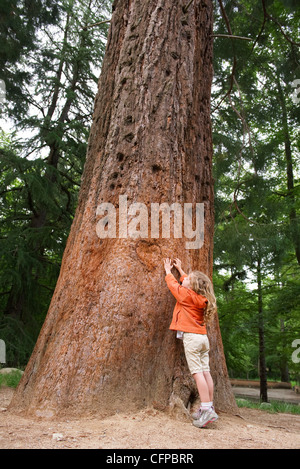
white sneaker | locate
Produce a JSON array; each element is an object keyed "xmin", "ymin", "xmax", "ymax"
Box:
[
  {"xmin": 192, "ymin": 408, "xmax": 218, "ymax": 428},
  {"xmin": 191, "ymin": 405, "xmax": 217, "ymax": 421}
]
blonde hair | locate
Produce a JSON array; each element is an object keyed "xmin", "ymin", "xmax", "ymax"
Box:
[{"xmin": 188, "ymin": 271, "xmax": 217, "ymax": 322}]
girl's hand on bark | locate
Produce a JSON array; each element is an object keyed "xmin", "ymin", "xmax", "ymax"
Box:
[
  {"xmin": 173, "ymin": 258, "xmax": 182, "ymax": 270},
  {"xmin": 163, "ymin": 258, "xmax": 173, "ymax": 274}
]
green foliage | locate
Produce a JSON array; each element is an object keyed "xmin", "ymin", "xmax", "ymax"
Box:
[
  {"xmin": 0, "ymin": 133, "xmax": 69, "ymax": 364},
  {"xmin": 0, "ymin": 369, "xmax": 23, "ymax": 388},
  {"xmin": 212, "ymin": 0, "xmax": 300, "ymax": 383},
  {"xmin": 0, "ymin": 0, "xmax": 112, "ymax": 365},
  {"xmin": 0, "ymin": 0, "xmax": 60, "ymax": 115},
  {"xmin": 236, "ymin": 398, "xmax": 300, "ymax": 415}
]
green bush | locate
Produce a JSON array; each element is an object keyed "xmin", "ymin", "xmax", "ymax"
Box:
[
  {"xmin": 236, "ymin": 398, "xmax": 300, "ymax": 415},
  {"xmin": 0, "ymin": 369, "xmax": 23, "ymax": 388}
]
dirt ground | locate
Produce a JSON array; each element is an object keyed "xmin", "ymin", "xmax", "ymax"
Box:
[{"xmin": 0, "ymin": 387, "xmax": 299, "ymax": 450}]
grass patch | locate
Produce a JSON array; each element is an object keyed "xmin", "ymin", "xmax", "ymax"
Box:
[
  {"xmin": 0, "ymin": 369, "xmax": 23, "ymax": 388},
  {"xmin": 236, "ymin": 397, "xmax": 300, "ymax": 415}
]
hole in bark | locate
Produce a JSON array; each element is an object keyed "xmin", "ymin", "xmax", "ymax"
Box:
[
  {"xmin": 152, "ymin": 164, "xmax": 162, "ymax": 173},
  {"xmin": 109, "ymin": 183, "xmax": 115, "ymax": 190},
  {"xmin": 124, "ymin": 115, "xmax": 133, "ymax": 125},
  {"xmin": 188, "ymin": 389, "xmax": 198, "ymax": 407},
  {"xmin": 117, "ymin": 152, "xmax": 124, "ymax": 162},
  {"xmin": 185, "ymin": 31, "xmax": 191, "ymax": 41},
  {"xmin": 181, "ymin": 15, "xmax": 188, "ymax": 26},
  {"xmin": 171, "ymin": 51, "xmax": 179, "ymax": 60},
  {"xmin": 124, "ymin": 132, "xmax": 134, "ymax": 142}
]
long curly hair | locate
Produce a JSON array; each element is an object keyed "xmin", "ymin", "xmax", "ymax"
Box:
[{"xmin": 188, "ymin": 271, "xmax": 217, "ymax": 322}]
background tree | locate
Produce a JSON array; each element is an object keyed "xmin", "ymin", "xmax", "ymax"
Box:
[
  {"xmin": 0, "ymin": 0, "xmax": 59, "ymax": 112},
  {"xmin": 0, "ymin": 0, "xmax": 111, "ymax": 364},
  {"xmin": 212, "ymin": 0, "xmax": 300, "ymax": 394}
]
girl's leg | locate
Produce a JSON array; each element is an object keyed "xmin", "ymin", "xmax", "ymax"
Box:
[
  {"xmin": 192, "ymin": 369, "xmax": 218, "ymax": 426},
  {"xmin": 203, "ymin": 371, "xmax": 214, "ymax": 402},
  {"xmin": 192, "ymin": 372, "xmax": 210, "ymax": 403}
]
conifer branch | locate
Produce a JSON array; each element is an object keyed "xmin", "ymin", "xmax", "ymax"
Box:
[
  {"xmin": 82, "ymin": 19, "xmax": 111, "ymax": 30},
  {"xmin": 212, "ymin": 34, "xmax": 252, "ymax": 41},
  {"xmin": 212, "ymin": 0, "xmax": 237, "ymax": 112},
  {"xmin": 261, "ymin": 0, "xmax": 300, "ymax": 47}
]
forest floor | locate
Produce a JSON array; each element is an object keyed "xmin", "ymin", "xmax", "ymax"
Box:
[{"xmin": 0, "ymin": 387, "xmax": 299, "ymax": 449}]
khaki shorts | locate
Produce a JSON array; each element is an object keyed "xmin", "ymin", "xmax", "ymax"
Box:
[{"xmin": 183, "ymin": 332, "xmax": 210, "ymax": 375}]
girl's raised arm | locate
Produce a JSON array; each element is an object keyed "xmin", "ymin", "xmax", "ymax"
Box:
[{"xmin": 173, "ymin": 258, "xmax": 187, "ymax": 277}]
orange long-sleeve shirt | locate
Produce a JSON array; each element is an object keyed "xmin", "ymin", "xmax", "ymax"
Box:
[{"xmin": 165, "ymin": 273, "xmax": 208, "ymax": 334}]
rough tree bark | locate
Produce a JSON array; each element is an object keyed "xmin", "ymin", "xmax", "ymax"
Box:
[{"xmin": 9, "ymin": 0, "xmax": 237, "ymax": 418}]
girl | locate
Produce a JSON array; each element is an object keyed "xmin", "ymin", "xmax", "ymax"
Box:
[{"xmin": 163, "ymin": 257, "xmax": 218, "ymax": 428}]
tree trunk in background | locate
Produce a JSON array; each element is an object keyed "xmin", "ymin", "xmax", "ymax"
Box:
[
  {"xmin": 257, "ymin": 257, "xmax": 268, "ymax": 403},
  {"xmin": 9, "ymin": 0, "xmax": 237, "ymax": 418},
  {"xmin": 276, "ymin": 75, "xmax": 300, "ymax": 266}
]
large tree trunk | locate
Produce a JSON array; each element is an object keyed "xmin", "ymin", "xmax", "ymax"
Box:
[{"xmin": 9, "ymin": 0, "xmax": 237, "ymax": 418}]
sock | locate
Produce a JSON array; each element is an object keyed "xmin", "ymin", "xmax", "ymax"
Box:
[{"xmin": 200, "ymin": 402, "xmax": 213, "ymax": 411}]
